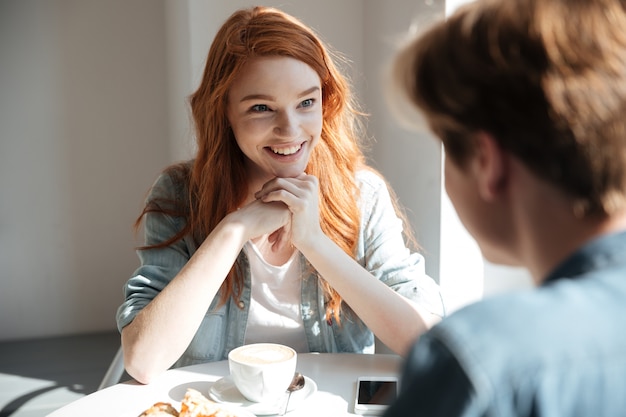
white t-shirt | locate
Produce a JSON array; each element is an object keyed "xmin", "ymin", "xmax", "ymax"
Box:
[{"xmin": 243, "ymin": 241, "xmax": 309, "ymax": 352}]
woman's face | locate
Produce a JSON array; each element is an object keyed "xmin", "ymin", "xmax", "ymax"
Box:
[{"xmin": 227, "ymin": 56, "xmax": 323, "ymax": 184}]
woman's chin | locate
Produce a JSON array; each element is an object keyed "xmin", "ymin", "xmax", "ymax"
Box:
[{"xmin": 272, "ymin": 166, "xmax": 306, "ymax": 178}]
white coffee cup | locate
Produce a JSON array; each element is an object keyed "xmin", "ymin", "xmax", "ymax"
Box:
[{"xmin": 228, "ymin": 343, "xmax": 297, "ymax": 403}]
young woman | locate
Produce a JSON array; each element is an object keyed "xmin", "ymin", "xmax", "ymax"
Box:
[{"xmin": 117, "ymin": 6, "xmax": 444, "ymax": 384}]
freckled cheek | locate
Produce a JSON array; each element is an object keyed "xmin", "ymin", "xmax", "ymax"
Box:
[
  {"xmin": 310, "ymin": 123, "xmax": 323, "ymax": 141},
  {"xmin": 303, "ymin": 113, "xmax": 323, "ymax": 140},
  {"xmin": 237, "ymin": 118, "xmax": 274, "ymax": 138}
]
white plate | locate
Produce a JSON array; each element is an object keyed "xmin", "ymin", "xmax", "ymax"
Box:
[
  {"xmin": 209, "ymin": 375, "xmax": 317, "ymax": 416},
  {"xmin": 218, "ymin": 405, "xmax": 258, "ymax": 417}
]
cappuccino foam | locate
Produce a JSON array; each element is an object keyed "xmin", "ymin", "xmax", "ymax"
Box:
[{"xmin": 230, "ymin": 344, "xmax": 294, "ymax": 365}]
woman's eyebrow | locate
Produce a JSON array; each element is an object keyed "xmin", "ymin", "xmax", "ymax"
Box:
[
  {"xmin": 240, "ymin": 93, "xmax": 274, "ymax": 103},
  {"xmin": 298, "ymin": 86, "xmax": 320, "ymax": 98},
  {"xmin": 239, "ymin": 86, "xmax": 320, "ymax": 103}
]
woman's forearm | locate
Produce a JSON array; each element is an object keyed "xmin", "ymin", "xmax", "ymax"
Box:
[
  {"xmin": 298, "ymin": 233, "xmax": 440, "ymax": 356},
  {"xmin": 122, "ymin": 199, "xmax": 291, "ymax": 383},
  {"xmin": 122, "ymin": 220, "xmax": 248, "ymax": 384}
]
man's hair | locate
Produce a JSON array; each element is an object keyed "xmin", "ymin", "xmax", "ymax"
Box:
[{"xmin": 393, "ymin": 0, "xmax": 626, "ymax": 217}]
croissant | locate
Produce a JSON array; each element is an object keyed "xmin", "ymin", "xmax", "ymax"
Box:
[
  {"xmin": 138, "ymin": 402, "xmax": 178, "ymax": 416},
  {"xmin": 138, "ymin": 389, "xmax": 236, "ymax": 417}
]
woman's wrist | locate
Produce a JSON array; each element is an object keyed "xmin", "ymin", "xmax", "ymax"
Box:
[{"xmin": 212, "ymin": 214, "xmax": 250, "ymax": 249}]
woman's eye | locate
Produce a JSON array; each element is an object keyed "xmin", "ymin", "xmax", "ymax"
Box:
[
  {"xmin": 250, "ymin": 104, "xmax": 270, "ymax": 112},
  {"xmin": 300, "ymin": 98, "xmax": 315, "ymax": 108}
]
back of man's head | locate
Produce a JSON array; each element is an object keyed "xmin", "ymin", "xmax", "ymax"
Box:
[{"xmin": 393, "ymin": 0, "xmax": 626, "ymax": 217}]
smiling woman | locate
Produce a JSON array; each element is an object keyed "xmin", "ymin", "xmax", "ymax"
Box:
[{"xmin": 115, "ymin": 5, "xmax": 445, "ymax": 385}]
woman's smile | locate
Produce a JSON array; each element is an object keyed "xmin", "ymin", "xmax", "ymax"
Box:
[{"xmin": 269, "ymin": 142, "xmax": 303, "ymax": 156}]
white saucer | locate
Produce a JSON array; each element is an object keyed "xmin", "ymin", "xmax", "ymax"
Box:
[{"xmin": 209, "ymin": 375, "xmax": 317, "ymax": 415}]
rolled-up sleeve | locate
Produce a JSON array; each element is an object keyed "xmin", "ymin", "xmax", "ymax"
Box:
[
  {"xmin": 116, "ymin": 173, "xmax": 195, "ymax": 332},
  {"xmin": 356, "ymin": 170, "xmax": 445, "ymax": 318}
]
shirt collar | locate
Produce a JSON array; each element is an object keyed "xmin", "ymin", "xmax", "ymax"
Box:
[{"xmin": 543, "ymin": 230, "xmax": 626, "ymax": 285}]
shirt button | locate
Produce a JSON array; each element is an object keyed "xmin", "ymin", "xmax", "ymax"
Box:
[{"xmin": 238, "ymin": 301, "xmax": 245, "ymax": 309}]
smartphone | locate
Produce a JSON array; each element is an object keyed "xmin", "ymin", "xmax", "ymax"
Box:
[{"xmin": 354, "ymin": 376, "xmax": 399, "ymax": 415}]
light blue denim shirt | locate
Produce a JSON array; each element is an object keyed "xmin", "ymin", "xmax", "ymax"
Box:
[
  {"xmin": 385, "ymin": 230, "xmax": 626, "ymax": 417},
  {"xmin": 117, "ymin": 166, "xmax": 445, "ymax": 367}
]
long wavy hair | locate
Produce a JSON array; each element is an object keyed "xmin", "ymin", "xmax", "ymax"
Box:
[{"xmin": 138, "ymin": 6, "xmax": 409, "ymax": 322}]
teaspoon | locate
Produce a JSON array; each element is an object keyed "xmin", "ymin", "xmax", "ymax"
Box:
[{"xmin": 280, "ymin": 372, "xmax": 305, "ymax": 415}]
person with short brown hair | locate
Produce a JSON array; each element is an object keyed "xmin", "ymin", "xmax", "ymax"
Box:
[{"xmin": 385, "ymin": 0, "xmax": 626, "ymax": 415}]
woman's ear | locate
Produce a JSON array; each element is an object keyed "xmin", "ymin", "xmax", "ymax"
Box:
[{"xmin": 474, "ymin": 131, "xmax": 508, "ymax": 201}]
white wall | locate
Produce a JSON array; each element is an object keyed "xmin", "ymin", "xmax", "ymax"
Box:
[
  {"xmin": 0, "ymin": 0, "xmax": 170, "ymax": 340},
  {"xmin": 0, "ymin": 0, "xmax": 531, "ymax": 342},
  {"xmin": 362, "ymin": 0, "xmax": 445, "ymax": 280}
]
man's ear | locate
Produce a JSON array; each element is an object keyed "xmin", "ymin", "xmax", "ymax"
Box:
[{"xmin": 474, "ymin": 131, "xmax": 508, "ymax": 201}]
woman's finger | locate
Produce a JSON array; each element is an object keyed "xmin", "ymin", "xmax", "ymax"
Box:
[
  {"xmin": 255, "ymin": 174, "xmax": 311, "ymax": 200},
  {"xmin": 268, "ymin": 221, "xmax": 293, "ymax": 252},
  {"xmin": 256, "ymin": 176, "xmax": 317, "ymax": 211}
]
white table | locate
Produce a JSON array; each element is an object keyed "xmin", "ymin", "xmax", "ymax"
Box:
[{"xmin": 48, "ymin": 353, "xmax": 403, "ymax": 417}]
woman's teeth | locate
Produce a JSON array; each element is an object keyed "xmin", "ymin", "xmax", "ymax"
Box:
[{"xmin": 270, "ymin": 144, "xmax": 301, "ymax": 155}]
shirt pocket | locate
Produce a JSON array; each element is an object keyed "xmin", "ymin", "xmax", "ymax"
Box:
[{"xmin": 181, "ymin": 308, "xmax": 227, "ymax": 364}]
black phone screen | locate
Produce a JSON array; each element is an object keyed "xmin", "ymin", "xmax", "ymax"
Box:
[{"xmin": 357, "ymin": 380, "xmax": 398, "ymax": 405}]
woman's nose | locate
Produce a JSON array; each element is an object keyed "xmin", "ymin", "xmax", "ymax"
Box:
[{"xmin": 273, "ymin": 110, "xmax": 299, "ymax": 138}]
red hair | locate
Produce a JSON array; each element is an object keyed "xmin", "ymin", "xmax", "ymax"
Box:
[{"xmin": 139, "ymin": 7, "xmax": 379, "ymax": 322}]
